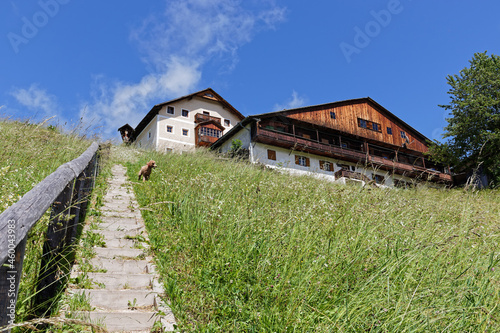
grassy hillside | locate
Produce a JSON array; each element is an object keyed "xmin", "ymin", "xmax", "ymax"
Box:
[
  {"xmin": 0, "ymin": 120, "xmax": 91, "ymax": 213},
  {"xmin": 0, "ymin": 119, "xmax": 93, "ymax": 325},
  {"xmin": 127, "ymin": 149, "xmax": 500, "ymax": 332}
]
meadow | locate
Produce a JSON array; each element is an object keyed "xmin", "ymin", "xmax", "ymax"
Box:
[
  {"xmin": 1, "ymin": 119, "xmax": 499, "ymax": 332},
  {"xmin": 127, "ymin": 149, "xmax": 500, "ymax": 332}
]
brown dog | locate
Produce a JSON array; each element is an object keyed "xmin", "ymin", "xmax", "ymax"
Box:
[{"xmin": 138, "ymin": 160, "xmax": 157, "ymax": 182}]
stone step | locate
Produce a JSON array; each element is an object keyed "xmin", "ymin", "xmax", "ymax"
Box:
[
  {"xmin": 100, "ymin": 237, "xmax": 137, "ymax": 248},
  {"xmin": 97, "ymin": 229, "xmax": 149, "ymax": 241},
  {"xmin": 101, "ymin": 216, "xmax": 140, "ymax": 225},
  {"xmin": 75, "ymin": 258, "xmax": 153, "ymax": 274},
  {"xmin": 102, "ymin": 210, "xmax": 142, "ymax": 219},
  {"xmin": 97, "ymin": 224, "xmax": 145, "ymax": 233},
  {"xmin": 71, "ymin": 272, "xmax": 153, "ymax": 290},
  {"xmin": 74, "ymin": 310, "xmax": 175, "ymax": 332},
  {"xmin": 94, "ymin": 247, "xmax": 145, "ymax": 259},
  {"xmin": 71, "ymin": 289, "xmax": 158, "ymax": 310}
]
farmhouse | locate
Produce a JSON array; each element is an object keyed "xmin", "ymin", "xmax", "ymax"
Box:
[
  {"xmin": 124, "ymin": 88, "xmax": 244, "ymax": 152},
  {"xmin": 212, "ymin": 97, "xmax": 453, "ymax": 188}
]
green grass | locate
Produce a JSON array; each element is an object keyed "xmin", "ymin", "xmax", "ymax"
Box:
[
  {"xmin": 0, "ymin": 119, "xmax": 94, "ymax": 329},
  {"xmin": 126, "ymin": 148, "xmax": 500, "ymax": 332}
]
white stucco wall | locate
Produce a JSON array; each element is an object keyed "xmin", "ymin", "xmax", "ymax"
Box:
[
  {"xmin": 135, "ymin": 116, "xmax": 158, "ymax": 150},
  {"xmin": 250, "ymin": 142, "xmax": 417, "ymax": 188},
  {"xmin": 218, "ymin": 124, "xmax": 253, "ymax": 153},
  {"xmin": 154, "ymin": 96, "xmax": 242, "ymax": 152}
]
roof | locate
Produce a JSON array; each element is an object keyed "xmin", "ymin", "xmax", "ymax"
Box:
[
  {"xmin": 131, "ymin": 88, "xmax": 244, "ymax": 141},
  {"xmin": 118, "ymin": 123, "xmax": 134, "ymax": 132},
  {"xmin": 211, "ymin": 97, "xmax": 432, "ymax": 150}
]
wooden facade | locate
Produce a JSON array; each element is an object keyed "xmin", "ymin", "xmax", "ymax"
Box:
[
  {"xmin": 213, "ymin": 97, "xmax": 452, "ymax": 186},
  {"xmin": 283, "ymin": 99, "xmax": 429, "ymax": 153}
]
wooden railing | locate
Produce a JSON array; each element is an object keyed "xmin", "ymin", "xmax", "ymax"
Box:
[
  {"xmin": 198, "ymin": 135, "xmax": 219, "ymax": 146},
  {"xmin": 334, "ymin": 169, "xmax": 371, "ymax": 183},
  {"xmin": 195, "ymin": 113, "xmax": 221, "ymax": 124},
  {"xmin": 0, "ymin": 142, "xmax": 100, "ymax": 331}
]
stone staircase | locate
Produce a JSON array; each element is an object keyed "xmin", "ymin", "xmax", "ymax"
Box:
[{"xmin": 67, "ymin": 165, "xmax": 175, "ymax": 332}]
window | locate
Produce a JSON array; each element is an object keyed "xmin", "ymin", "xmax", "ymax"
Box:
[
  {"xmin": 165, "ymin": 148, "xmax": 173, "ymax": 153},
  {"xmin": 203, "ymin": 111, "xmax": 210, "ymax": 115},
  {"xmin": 167, "ymin": 106, "xmax": 174, "ymax": 115},
  {"xmin": 341, "ymin": 142, "xmax": 349, "ymax": 149},
  {"xmin": 319, "ymin": 160, "xmax": 333, "ymax": 172},
  {"xmin": 166, "ymin": 125, "xmax": 173, "ymax": 133},
  {"xmin": 182, "ymin": 109, "xmax": 189, "ymax": 117},
  {"xmin": 295, "ymin": 155, "xmax": 310, "ymax": 167},
  {"xmin": 224, "ymin": 119, "xmax": 230, "ymax": 127},
  {"xmin": 373, "ymin": 174, "xmax": 385, "ymax": 184},
  {"xmin": 199, "ymin": 127, "xmax": 221, "ymax": 138},
  {"xmin": 330, "ymin": 111, "xmax": 336, "ymax": 119},
  {"xmin": 394, "ymin": 179, "xmax": 408, "ymax": 188},
  {"xmin": 358, "ymin": 118, "xmax": 381, "ymax": 132},
  {"xmin": 387, "ymin": 127, "xmax": 392, "ymax": 135},
  {"xmin": 148, "ymin": 131, "xmax": 151, "ymax": 139},
  {"xmin": 182, "ymin": 129, "xmax": 189, "ymax": 136},
  {"xmin": 338, "ymin": 164, "xmax": 350, "ymax": 171},
  {"xmin": 267, "ymin": 149, "xmax": 276, "ymax": 161},
  {"xmin": 400, "ymin": 131, "xmax": 406, "ymax": 139}
]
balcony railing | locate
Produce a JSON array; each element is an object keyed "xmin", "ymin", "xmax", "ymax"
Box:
[
  {"xmin": 334, "ymin": 169, "xmax": 371, "ymax": 183},
  {"xmin": 197, "ymin": 135, "xmax": 219, "ymax": 147},
  {"xmin": 195, "ymin": 113, "xmax": 221, "ymax": 124},
  {"xmin": 254, "ymin": 127, "xmax": 453, "ymax": 183}
]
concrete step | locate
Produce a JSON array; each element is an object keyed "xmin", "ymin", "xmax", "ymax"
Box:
[
  {"xmin": 72, "ymin": 272, "xmax": 154, "ymax": 290},
  {"xmin": 71, "ymin": 289, "xmax": 158, "ymax": 310},
  {"xmin": 97, "ymin": 224, "xmax": 145, "ymax": 233},
  {"xmin": 75, "ymin": 258, "xmax": 153, "ymax": 274},
  {"xmin": 94, "ymin": 247, "xmax": 145, "ymax": 259},
  {"xmin": 102, "ymin": 210, "xmax": 142, "ymax": 219},
  {"xmin": 101, "ymin": 216, "xmax": 140, "ymax": 225},
  {"xmin": 74, "ymin": 310, "xmax": 175, "ymax": 332},
  {"xmin": 100, "ymin": 237, "xmax": 138, "ymax": 248},
  {"xmin": 97, "ymin": 229, "xmax": 148, "ymax": 241}
]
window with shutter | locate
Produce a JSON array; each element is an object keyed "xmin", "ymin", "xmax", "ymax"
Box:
[{"xmin": 267, "ymin": 149, "xmax": 276, "ymax": 160}]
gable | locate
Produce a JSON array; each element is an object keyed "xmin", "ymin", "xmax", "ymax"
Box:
[{"xmin": 281, "ymin": 100, "xmax": 429, "ymax": 153}]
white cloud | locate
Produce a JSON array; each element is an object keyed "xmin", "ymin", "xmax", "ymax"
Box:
[
  {"xmin": 9, "ymin": 84, "xmax": 63, "ymax": 124},
  {"xmin": 83, "ymin": 0, "xmax": 287, "ymax": 139},
  {"xmin": 274, "ymin": 90, "xmax": 307, "ymax": 111}
]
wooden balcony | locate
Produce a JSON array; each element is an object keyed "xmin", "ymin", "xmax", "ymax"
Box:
[
  {"xmin": 254, "ymin": 127, "xmax": 453, "ymax": 183},
  {"xmin": 197, "ymin": 135, "xmax": 219, "ymax": 147},
  {"xmin": 195, "ymin": 113, "xmax": 221, "ymax": 124}
]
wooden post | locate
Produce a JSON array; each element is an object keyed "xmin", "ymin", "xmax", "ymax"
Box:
[
  {"xmin": 0, "ymin": 237, "xmax": 27, "ymax": 332},
  {"xmin": 0, "ymin": 142, "xmax": 99, "ymax": 327}
]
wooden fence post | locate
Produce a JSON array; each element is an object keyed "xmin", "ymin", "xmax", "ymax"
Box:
[
  {"xmin": 0, "ymin": 142, "xmax": 99, "ymax": 328},
  {"xmin": 34, "ymin": 181, "xmax": 75, "ymax": 317}
]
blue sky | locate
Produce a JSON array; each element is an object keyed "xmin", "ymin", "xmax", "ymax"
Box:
[{"xmin": 1, "ymin": 0, "xmax": 499, "ymax": 141}]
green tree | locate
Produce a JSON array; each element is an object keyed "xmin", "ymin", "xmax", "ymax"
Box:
[{"xmin": 430, "ymin": 52, "xmax": 500, "ymax": 187}]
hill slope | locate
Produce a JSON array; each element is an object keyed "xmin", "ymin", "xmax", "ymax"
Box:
[
  {"xmin": 0, "ymin": 120, "xmax": 92, "ymax": 213},
  {"xmin": 126, "ymin": 148, "xmax": 500, "ymax": 332}
]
